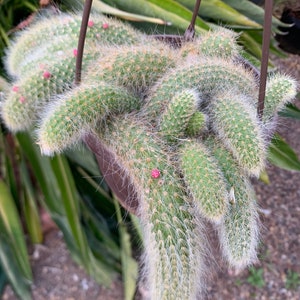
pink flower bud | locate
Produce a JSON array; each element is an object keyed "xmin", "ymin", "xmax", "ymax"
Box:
[
  {"xmin": 43, "ymin": 71, "xmax": 51, "ymax": 79},
  {"xmin": 151, "ymin": 169, "xmax": 161, "ymax": 179},
  {"xmin": 88, "ymin": 20, "xmax": 94, "ymax": 27},
  {"xmin": 12, "ymin": 86, "xmax": 19, "ymax": 92},
  {"xmin": 102, "ymin": 23, "xmax": 109, "ymax": 29}
]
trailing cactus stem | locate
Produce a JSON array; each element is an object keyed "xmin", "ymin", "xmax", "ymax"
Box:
[
  {"xmin": 87, "ymin": 44, "xmax": 176, "ymax": 94},
  {"xmin": 99, "ymin": 117, "xmax": 204, "ymax": 299},
  {"xmin": 38, "ymin": 83, "xmax": 140, "ymax": 155},
  {"xmin": 17, "ymin": 35, "xmax": 78, "ymax": 77},
  {"xmin": 159, "ymin": 89, "xmax": 200, "ymax": 142},
  {"xmin": 179, "ymin": 140, "xmax": 229, "ymax": 222},
  {"xmin": 206, "ymin": 138, "xmax": 259, "ymax": 269},
  {"xmin": 6, "ymin": 13, "xmax": 141, "ymax": 77},
  {"xmin": 144, "ymin": 59, "xmax": 257, "ymax": 120},
  {"xmin": 185, "ymin": 111, "xmax": 207, "ymax": 137},
  {"xmin": 263, "ymin": 74, "xmax": 297, "ymax": 122},
  {"xmin": 210, "ymin": 91, "xmax": 266, "ymax": 177},
  {"xmin": 2, "ymin": 54, "xmax": 89, "ymax": 132},
  {"xmin": 181, "ymin": 28, "xmax": 240, "ymax": 59}
]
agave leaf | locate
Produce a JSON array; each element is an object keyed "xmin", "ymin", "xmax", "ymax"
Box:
[
  {"xmin": 146, "ymin": 0, "xmax": 209, "ymax": 30},
  {"xmin": 16, "ymin": 133, "xmax": 114, "ymax": 285},
  {"xmin": 50, "ymin": 155, "xmax": 115, "ymax": 285},
  {"xmin": 222, "ymin": 0, "xmax": 292, "ymax": 32},
  {"xmin": 0, "ymin": 180, "xmax": 32, "ymax": 300},
  {"xmin": 178, "ymin": 0, "xmax": 261, "ymax": 28},
  {"xmin": 20, "ymin": 159, "xmax": 43, "ymax": 244},
  {"xmin": 102, "ymin": 0, "xmax": 208, "ymax": 33},
  {"xmin": 279, "ymin": 103, "xmax": 300, "ymax": 120},
  {"xmin": 0, "ymin": 242, "xmax": 31, "ymax": 300},
  {"xmin": 16, "ymin": 132, "xmax": 62, "ymax": 214},
  {"xmin": 268, "ymin": 134, "xmax": 300, "ymax": 171},
  {"xmin": 0, "ymin": 265, "xmax": 7, "ymax": 296},
  {"xmin": 115, "ymin": 198, "xmax": 138, "ymax": 300},
  {"xmin": 239, "ymin": 31, "xmax": 263, "ymax": 60},
  {"xmin": 0, "ymin": 180, "xmax": 32, "ymax": 280},
  {"xmin": 92, "ymin": 0, "xmax": 168, "ymax": 24}
]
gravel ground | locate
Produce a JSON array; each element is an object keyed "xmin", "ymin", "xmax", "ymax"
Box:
[{"xmin": 2, "ymin": 54, "xmax": 300, "ymax": 300}]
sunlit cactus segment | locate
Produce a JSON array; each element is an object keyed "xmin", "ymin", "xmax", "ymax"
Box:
[
  {"xmin": 87, "ymin": 44, "xmax": 176, "ymax": 93},
  {"xmin": 263, "ymin": 74, "xmax": 297, "ymax": 122},
  {"xmin": 6, "ymin": 13, "xmax": 141, "ymax": 77},
  {"xmin": 144, "ymin": 59, "xmax": 257, "ymax": 120},
  {"xmin": 179, "ymin": 140, "xmax": 229, "ymax": 222},
  {"xmin": 159, "ymin": 89, "xmax": 200, "ymax": 142},
  {"xmin": 17, "ymin": 34, "xmax": 78, "ymax": 77},
  {"xmin": 181, "ymin": 28, "xmax": 240, "ymax": 59},
  {"xmin": 199, "ymin": 28, "xmax": 240, "ymax": 58},
  {"xmin": 207, "ymin": 138, "xmax": 259, "ymax": 269},
  {"xmin": 210, "ymin": 91, "xmax": 266, "ymax": 177},
  {"xmin": 100, "ymin": 117, "xmax": 204, "ymax": 299},
  {"xmin": 38, "ymin": 83, "xmax": 140, "ymax": 155},
  {"xmin": 2, "ymin": 55, "xmax": 82, "ymax": 131}
]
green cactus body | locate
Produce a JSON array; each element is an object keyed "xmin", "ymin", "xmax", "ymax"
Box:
[
  {"xmin": 179, "ymin": 140, "xmax": 228, "ymax": 222},
  {"xmin": 185, "ymin": 111, "xmax": 207, "ymax": 137},
  {"xmin": 210, "ymin": 91, "xmax": 266, "ymax": 177},
  {"xmin": 2, "ymin": 47, "xmax": 102, "ymax": 132},
  {"xmin": 3, "ymin": 55, "xmax": 78, "ymax": 131},
  {"xmin": 206, "ymin": 138, "xmax": 259, "ymax": 269},
  {"xmin": 38, "ymin": 83, "xmax": 140, "ymax": 155},
  {"xmin": 17, "ymin": 35, "xmax": 78, "ymax": 77},
  {"xmin": 100, "ymin": 117, "xmax": 204, "ymax": 299},
  {"xmin": 180, "ymin": 28, "xmax": 240, "ymax": 59},
  {"xmin": 159, "ymin": 89, "xmax": 200, "ymax": 142},
  {"xmin": 87, "ymin": 43, "xmax": 176, "ymax": 94},
  {"xmin": 6, "ymin": 13, "xmax": 141, "ymax": 77},
  {"xmin": 144, "ymin": 59, "xmax": 257, "ymax": 121},
  {"xmin": 263, "ymin": 74, "xmax": 297, "ymax": 122}
]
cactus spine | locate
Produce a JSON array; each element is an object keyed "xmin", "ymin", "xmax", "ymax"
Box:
[
  {"xmin": 38, "ymin": 83, "xmax": 140, "ymax": 155},
  {"xmin": 206, "ymin": 138, "xmax": 259, "ymax": 268},
  {"xmin": 144, "ymin": 59, "xmax": 257, "ymax": 120},
  {"xmin": 210, "ymin": 91, "xmax": 266, "ymax": 177},
  {"xmin": 159, "ymin": 89, "xmax": 200, "ymax": 142},
  {"xmin": 1, "ymin": 13, "xmax": 298, "ymax": 298},
  {"xmin": 6, "ymin": 13, "xmax": 141, "ymax": 77},
  {"xmin": 263, "ymin": 74, "xmax": 297, "ymax": 122},
  {"xmin": 179, "ymin": 140, "xmax": 229, "ymax": 222},
  {"xmin": 87, "ymin": 44, "xmax": 177, "ymax": 94},
  {"xmin": 100, "ymin": 117, "xmax": 204, "ymax": 299}
]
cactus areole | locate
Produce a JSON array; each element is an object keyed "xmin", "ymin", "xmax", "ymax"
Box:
[{"xmin": 1, "ymin": 10, "xmax": 297, "ymax": 300}]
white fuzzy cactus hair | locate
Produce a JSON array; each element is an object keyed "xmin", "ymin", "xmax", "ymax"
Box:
[{"xmin": 1, "ymin": 9, "xmax": 297, "ymax": 300}]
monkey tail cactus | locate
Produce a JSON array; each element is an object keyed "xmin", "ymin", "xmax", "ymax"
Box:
[
  {"xmin": 1, "ymin": 13, "xmax": 298, "ymax": 299},
  {"xmin": 180, "ymin": 27, "xmax": 241, "ymax": 60},
  {"xmin": 263, "ymin": 74, "xmax": 298, "ymax": 123},
  {"xmin": 5, "ymin": 12, "xmax": 141, "ymax": 77},
  {"xmin": 37, "ymin": 83, "xmax": 140, "ymax": 155},
  {"xmin": 144, "ymin": 58, "xmax": 258, "ymax": 121},
  {"xmin": 99, "ymin": 117, "xmax": 205, "ymax": 299},
  {"xmin": 209, "ymin": 90, "xmax": 266, "ymax": 177},
  {"xmin": 159, "ymin": 89, "xmax": 201, "ymax": 142},
  {"xmin": 86, "ymin": 43, "xmax": 177, "ymax": 94},
  {"xmin": 206, "ymin": 137, "xmax": 259, "ymax": 269},
  {"xmin": 179, "ymin": 140, "xmax": 229, "ymax": 222}
]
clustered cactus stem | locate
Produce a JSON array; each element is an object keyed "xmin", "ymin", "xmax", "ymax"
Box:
[{"xmin": 1, "ymin": 10, "xmax": 297, "ymax": 300}]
